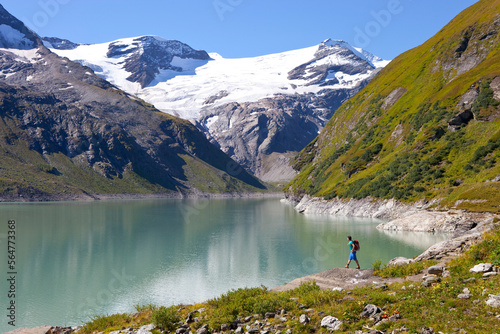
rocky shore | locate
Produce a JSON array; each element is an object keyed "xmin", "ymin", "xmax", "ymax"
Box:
[
  {"xmin": 0, "ymin": 191, "xmax": 284, "ymax": 203},
  {"xmin": 282, "ymin": 195, "xmax": 437, "ymax": 220}
]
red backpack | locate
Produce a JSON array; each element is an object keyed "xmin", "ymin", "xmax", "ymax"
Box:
[{"xmin": 353, "ymin": 240, "xmax": 360, "ymax": 251}]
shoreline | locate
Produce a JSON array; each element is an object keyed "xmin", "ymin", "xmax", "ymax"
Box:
[
  {"xmin": 274, "ymin": 195, "xmax": 499, "ymax": 292},
  {"xmin": 0, "ymin": 191, "xmax": 285, "ymax": 204}
]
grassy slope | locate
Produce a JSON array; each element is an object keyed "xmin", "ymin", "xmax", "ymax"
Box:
[
  {"xmin": 80, "ymin": 221, "xmax": 500, "ymax": 334},
  {"xmin": 287, "ymin": 0, "xmax": 500, "ymax": 212}
]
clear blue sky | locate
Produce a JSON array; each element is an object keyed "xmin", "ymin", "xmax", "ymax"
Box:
[{"xmin": 1, "ymin": 0, "xmax": 479, "ymax": 60}]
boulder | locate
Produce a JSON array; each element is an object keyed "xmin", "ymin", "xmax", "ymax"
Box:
[
  {"xmin": 470, "ymin": 263, "xmax": 493, "ymax": 273},
  {"xmin": 137, "ymin": 324, "xmax": 156, "ymax": 334},
  {"xmin": 197, "ymin": 325, "xmax": 209, "ymax": 334},
  {"xmin": 486, "ymin": 294, "xmax": 500, "ymax": 308},
  {"xmin": 427, "ymin": 266, "xmax": 444, "ymax": 276},
  {"xmin": 299, "ymin": 314, "xmax": 310, "ymax": 324},
  {"xmin": 246, "ymin": 326, "xmax": 260, "ymax": 334},
  {"xmin": 422, "ymin": 275, "xmax": 441, "ymax": 287},
  {"xmin": 388, "ymin": 257, "xmax": 413, "ymax": 266},
  {"xmin": 360, "ymin": 304, "xmax": 381, "ymax": 318},
  {"xmin": 484, "ymin": 272, "xmax": 498, "ymax": 277},
  {"xmin": 320, "ymin": 316, "xmax": 343, "ymax": 331}
]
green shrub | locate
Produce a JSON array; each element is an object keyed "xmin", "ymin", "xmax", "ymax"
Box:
[
  {"xmin": 372, "ymin": 259, "xmax": 382, "ymax": 270},
  {"xmin": 152, "ymin": 306, "xmax": 180, "ymax": 331},
  {"xmin": 81, "ymin": 313, "xmax": 132, "ymax": 334},
  {"xmin": 374, "ymin": 260, "xmax": 437, "ymax": 278}
]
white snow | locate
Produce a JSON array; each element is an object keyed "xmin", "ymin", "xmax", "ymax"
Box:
[
  {"xmin": 322, "ymin": 39, "xmax": 390, "ymax": 68},
  {"xmin": 48, "ymin": 36, "xmax": 390, "ymax": 121},
  {"xmin": 0, "ymin": 24, "xmax": 34, "ymax": 49},
  {"xmin": 0, "ymin": 48, "xmax": 41, "ymax": 63},
  {"xmin": 205, "ymin": 115, "xmax": 219, "ymax": 129}
]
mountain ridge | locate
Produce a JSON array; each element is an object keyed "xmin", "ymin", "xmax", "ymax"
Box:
[{"xmin": 46, "ymin": 35, "xmax": 389, "ymax": 182}]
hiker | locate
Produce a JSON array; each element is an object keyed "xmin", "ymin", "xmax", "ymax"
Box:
[{"xmin": 345, "ymin": 236, "xmax": 360, "ymax": 269}]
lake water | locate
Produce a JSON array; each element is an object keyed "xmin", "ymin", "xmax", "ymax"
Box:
[{"xmin": 0, "ymin": 198, "xmax": 449, "ymax": 331}]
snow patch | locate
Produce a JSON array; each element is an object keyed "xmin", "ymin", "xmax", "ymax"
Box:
[
  {"xmin": 204, "ymin": 115, "xmax": 219, "ymax": 129},
  {"xmin": 0, "ymin": 24, "xmax": 34, "ymax": 49}
]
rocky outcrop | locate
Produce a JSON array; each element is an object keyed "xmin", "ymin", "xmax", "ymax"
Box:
[
  {"xmin": 376, "ymin": 211, "xmax": 479, "ymax": 233},
  {"xmin": 381, "ymin": 87, "xmax": 407, "ymax": 110},
  {"xmin": 284, "ymin": 195, "xmax": 435, "ymax": 220}
]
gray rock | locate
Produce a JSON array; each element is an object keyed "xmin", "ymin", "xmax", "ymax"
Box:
[
  {"xmin": 320, "ymin": 316, "xmax": 343, "ymax": 331},
  {"xmin": 458, "ymin": 293, "xmax": 472, "ymax": 299},
  {"xmin": 419, "ymin": 327, "xmax": 435, "ymax": 334},
  {"xmin": 422, "ymin": 275, "xmax": 441, "ymax": 287},
  {"xmin": 220, "ymin": 324, "xmax": 231, "ymax": 332},
  {"xmin": 177, "ymin": 328, "xmax": 188, "ymax": 334},
  {"xmin": 137, "ymin": 324, "xmax": 156, "ymax": 334},
  {"xmin": 331, "ymin": 287, "xmax": 343, "ymax": 292},
  {"xmin": 234, "ymin": 327, "xmax": 243, "ymax": 334},
  {"xmin": 246, "ymin": 326, "xmax": 260, "ymax": 334},
  {"xmin": 377, "ymin": 211, "xmax": 477, "ymax": 233},
  {"xmin": 486, "ymin": 294, "xmax": 500, "ymax": 307},
  {"xmin": 299, "ymin": 314, "xmax": 310, "ymax": 324},
  {"xmin": 360, "ymin": 304, "xmax": 381, "ymax": 318},
  {"xmin": 483, "ymin": 272, "xmax": 498, "ymax": 278},
  {"xmin": 286, "ymin": 329, "xmax": 293, "ymax": 334},
  {"xmin": 427, "ymin": 266, "xmax": 444, "ymax": 276},
  {"xmin": 196, "ymin": 325, "xmax": 209, "ymax": 334},
  {"xmin": 470, "ymin": 263, "xmax": 493, "ymax": 273},
  {"xmin": 264, "ymin": 312, "xmax": 275, "ymax": 319},
  {"xmin": 387, "ymin": 257, "xmax": 413, "ymax": 266}
]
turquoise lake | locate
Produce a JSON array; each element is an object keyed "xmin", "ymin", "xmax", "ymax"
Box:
[{"xmin": 0, "ymin": 198, "xmax": 449, "ymax": 331}]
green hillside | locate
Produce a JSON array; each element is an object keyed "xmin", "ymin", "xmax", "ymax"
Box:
[{"xmin": 287, "ymin": 0, "xmax": 500, "ymax": 212}]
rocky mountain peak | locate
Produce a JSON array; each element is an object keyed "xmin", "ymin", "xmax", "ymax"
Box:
[
  {"xmin": 106, "ymin": 36, "xmax": 211, "ymax": 88},
  {"xmin": 42, "ymin": 37, "xmax": 83, "ymax": 50},
  {"xmin": 0, "ymin": 4, "xmax": 40, "ymax": 49}
]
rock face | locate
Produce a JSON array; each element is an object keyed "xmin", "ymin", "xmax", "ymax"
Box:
[
  {"xmin": 198, "ymin": 89, "xmax": 365, "ymax": 182},
  {"xmin": 47, "ymin": 37, "xmax": 388, "ymax": 182},
  {"xmin": 376, "ymin": 211, "xmax": 478, "ymax": 233},
  {"xmin": 0, "ymin": 5, "xmax": 266, "ymax": 199}
]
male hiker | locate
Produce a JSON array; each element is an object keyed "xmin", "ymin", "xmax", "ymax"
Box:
[{"xmin": 345, "ymin": 236, "xmax": 360, "ymax": 269}]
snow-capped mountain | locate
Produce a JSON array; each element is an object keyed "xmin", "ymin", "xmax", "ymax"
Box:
[
  {"xmin": 0, "ymin": 4, "xmax": 265, "ymax": 198},
  {"xmin": 46, "ymin": 36, "xmax": 390, "ymax": 182}
]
